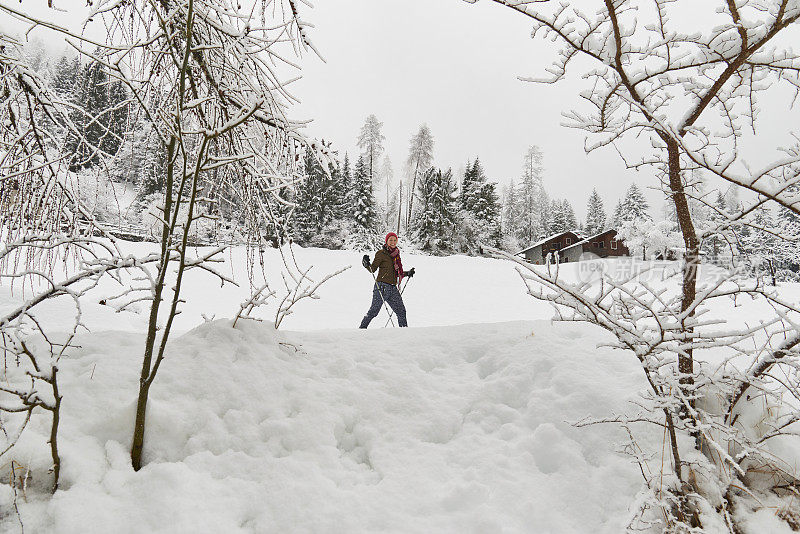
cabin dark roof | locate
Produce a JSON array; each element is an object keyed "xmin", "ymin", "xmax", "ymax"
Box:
[
  {"xmin": 516, "ymin": 231, "xmax": 577, "ymax": 255},
  {"xmin": 560, "ymin": 229, "xmax": 619, "ymax": 253}
]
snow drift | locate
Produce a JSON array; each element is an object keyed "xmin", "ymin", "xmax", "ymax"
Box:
[{"xmin": 2, "ymin": 318, "xmax": 650, "ymax": 533}]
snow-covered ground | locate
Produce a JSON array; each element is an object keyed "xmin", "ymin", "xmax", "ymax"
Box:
[{"xmin": 1, "ymin": 244, "xmax": 799, "ymax": 533}]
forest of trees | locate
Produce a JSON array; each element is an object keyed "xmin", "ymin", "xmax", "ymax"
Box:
[
  {"xmin": 15, "ymin": 44, "xmax": 799, "ymax": 285},
  {"xmin": 292, "ymin": 115, "xmax": 800, "ymax": 282}
]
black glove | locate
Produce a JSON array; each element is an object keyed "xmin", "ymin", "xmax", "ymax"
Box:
[
  {"xmin": 404, "ymin": 267, "xmax": 415, "ymax": 278},
  {"xmin": 362, "ymin": 254, "xmax": 371, "ymax": 270}
]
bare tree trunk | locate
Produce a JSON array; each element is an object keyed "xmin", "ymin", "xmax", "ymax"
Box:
[
  {"xmin": 131, "ymin": 381, "xmax": 152, "ymax": 471},
  {"xmin": 131, "ymin": 135, "xmax": 177, "ymax": 471},
  {"xmin": 397, "ymin": 181, "xmax": 402, "ymax": 233},
  {"xmin": 662, "ymin": 134, "xmax": 699, "ymax": 409},
  {"xmin": 48, "ymin": 366, "xmax": 61, "ymax": 493},
  {"xmin": 407, "ymin": 160, "xmax": 420, "ymax": 232},
  {"xmin": 131, "ymin": 0, "xmax": 194, "ymax": 468}
]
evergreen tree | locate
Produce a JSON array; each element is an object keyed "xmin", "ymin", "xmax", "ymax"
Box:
[
  {"xmin": 502, "ymin": 180, "xmax": 522, "ymax": 249},
  {"xmin": 336, "ymin": 153, "xmax": 353, "ymax": 219},
  {"xmin": 704, "ymin": 191, "xmax": 731, "ymax": 263},
  {"xmin": 292, "ymin": 154, "xmax": 318, "ymax": 242},
  {"xmin": 50, "ymin": 54, "xmax": 81, "ymax": 98},
  {"xmin": 414, "ymin": 168, "xmax": 459, "ymax": 252},
  {"xmin": 537, "ymin": 187, "xmax": 552, "ymax": 237},
  {"xmin": 326, "ymin": 159, "xmax": 345, "ymax": 221},
  {"xmin": 740, "ymin": 208, "xmax": 780, "ymax": 285},
  {"xmin": 292, "ymin": 149, "xmax": 339, "ymax": 244},
  {"xmin": 456, "ymin": 158, "xmax": 502, "ymax": 252},
  {"xmin": 777, "ymin": 188, "xmax": 800, "ymax": 275},
  {"xmin": 474, "ymin": 181, "xmax": 500, "ymax": 223},
  {"xmin": 66, "ymin": 57, "xmax": 130, "ymax": 170},
  {"xmin": 476, "ymin": 181, "xmax": 503, "ymax": 247},
  {"xmin": 724, "ymin": 185, "xmax": 742, "ymax": 214},
  {"xmin": 619, "ymin": 183, "xmax": 650, "ymax": 223},
  {"xmin": 584, "ymin": 188, "xmax": 607, "ymax": 235},
  {"xmin": 617, "ymin": 183, "xmax": 652, "ymax": 259},
  {"xmin": 352, "ymin": 155, "xmax": 377, "ymax": 232},
  {"xmin": 611, "ymin": 199, "xmax": 625, "ymax": 228},
  {"xmin": 561, "ymin": 199, "xmax": 577, "ymax": 231},
  {"xmin": 549, "ymin": 199, "xmax": 566, "ymax": 233},
  {"xmin": 112, "ymin": 114, "xmax": 166, "ymax": 191},
  {"xmin": 460, "ymin": 158, "xmax": 488, "ymax": 213},
  {"xmin": 460, "ymin": 159, "xmax": 475, "ymax": 212}
]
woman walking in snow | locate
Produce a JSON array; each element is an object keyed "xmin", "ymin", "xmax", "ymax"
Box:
[{"xmin": 359, "ymin": 232, "xmax": 415, "ymax": 328}]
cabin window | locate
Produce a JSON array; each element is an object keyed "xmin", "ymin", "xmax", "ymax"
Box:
[
  {"xmin": 565, "ymin": 237, "xmax": 572, "ymax": 245},
  {"xmin": 598, "ymin": 242, "xmax": 605, "ymax": 249},
  {"xmin": 611, "ymin": 240, "xmax": 618, "ymax": 250}
]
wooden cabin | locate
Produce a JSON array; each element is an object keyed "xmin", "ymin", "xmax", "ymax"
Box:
[
  {"xmin": 517, "ymin": 231, "xmax": 581, "ymax": 264},
  {"xmin": 559, "ymin": 229, "xmax": 629, "ymax": 262}
]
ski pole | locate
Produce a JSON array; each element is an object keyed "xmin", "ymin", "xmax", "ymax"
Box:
[
  {"xmin": 383, "ymin": 276, "xmax": 410, "ymax": 327},
  {"xmin": 368, "ymin": 266, "xmax": 396, "ymax": 328}
]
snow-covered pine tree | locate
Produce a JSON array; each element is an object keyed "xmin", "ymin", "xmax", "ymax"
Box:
[
  {"xmin": 352, "ymin": 154, "xmax": 377, "ymax": 233},
  {"xmin": 549, "ymin": 198, "xmax": 565, "ymax": 233},
  {"xmin": 474, "ymin": 181, "xmax": 501, "ymax": 222},
  {"xmin": 292, "ymin": 150, "xmax": 323, "ymax": 243},
  {"xmin": 460, "ymin": 158, "xmax": 477, "ymax": 212},
  {"xmin": 460, "ymin": 158, "xmax": 488, "ymax": 213},
  {"xmin": 50, "ymin": 54, "xmax": 81, "ymax": 99},
  {"xmin": 561, "ymin": 199, "xmax": 577, "ymax": 232},
  {"xmin": 724, "ymin": 184, "xmax": 742, "ymax": 214},
  {"xmin": 414, "ymin": 167, "xmax": 458, "ymax": 253},
  {"xmin": 616, "ymin": 183, "xmax": 653, "ymax": 259},
  {"xmin": 457, "ymin": 158, "xmax": 501, "ymax": 252},
  {"xmin": 536, "ymin": 187, "xmax": 552, "ymax": 237},
  {"xmin": 584, "ymin": 188, "xmax": 607, "ymax": 236},
  {"xmin": 620, "ymin": 183, "xmax": 650, "ymax": 222},
  {"xmin": 777, "ymin": 201, "xmax": 800, "ymax": 277},
  {"xmin": 291, "ymin": 150, "xmax": 343, "ymax": 247},
  {"xmin": 611, "ymin": 199, "xmax": 624, "ymax": 228},
  {"xmin": 65, "ymin": 57, "xmax": 130, "ymax": 170},
  {"xmin": 336, "ymin": 153, "xmax": 353, "ymax": 220},
  {"xmin": 740, "ymin": 207, "xmax": 780, "ymax": 285},
  {"xmin": 501, "ymin": 179, "xmax": 522, "ymax": 250},
  {"xmin": 405, "ymin": 124, "xmax": 435, "ymax": 231},
  {"xmin": 476, "ymin": 181, "xmax": 503, "ymax": 248},
  {"xmin": 326, "ymin": 160, "xmax": 344, "ymax": 218},
  {"xmin": 702, "ymin": 190, "xmax": 735, "ymax": 264},
  {"xmin": 109, "ymin": 112, "xmax": 166, "ymax": 191}
]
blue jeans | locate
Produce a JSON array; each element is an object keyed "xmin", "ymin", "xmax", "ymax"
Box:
[{"xmin": 359, "ymin": 282, "xmax": 407, "ymax": 328}]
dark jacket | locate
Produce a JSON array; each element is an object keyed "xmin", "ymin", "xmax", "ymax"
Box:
[{"xmin": 368, "ymin": 247, "xmax": 399, "ymax": 285}]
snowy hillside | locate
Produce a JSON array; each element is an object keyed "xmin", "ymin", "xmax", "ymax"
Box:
[
  {"xmin": 1, "ymin": 245, "xmax": 799, "ymax": 533},
  {"xmin": 3, "ymin": 319, "xmax": 651, "ymax": 533}
]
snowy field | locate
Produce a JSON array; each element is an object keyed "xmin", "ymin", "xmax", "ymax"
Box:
[{"xmin": 1, "ymin": 244, "xmax": 798, "ymax": 533}]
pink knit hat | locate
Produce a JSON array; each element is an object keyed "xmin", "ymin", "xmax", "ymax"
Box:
[{"xmin": 385, "ymin": 232, "xmax": 398, "ymax": 244}]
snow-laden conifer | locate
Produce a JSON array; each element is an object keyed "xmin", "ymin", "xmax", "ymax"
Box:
[{"xmin": 584, "ymin": 189, "xmax": 607, "ymax": 236}]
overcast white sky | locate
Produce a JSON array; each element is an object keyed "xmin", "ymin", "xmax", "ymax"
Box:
[{"xmin": 292, "ymin": 0, "xmax": 643, "ymax": 218}]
